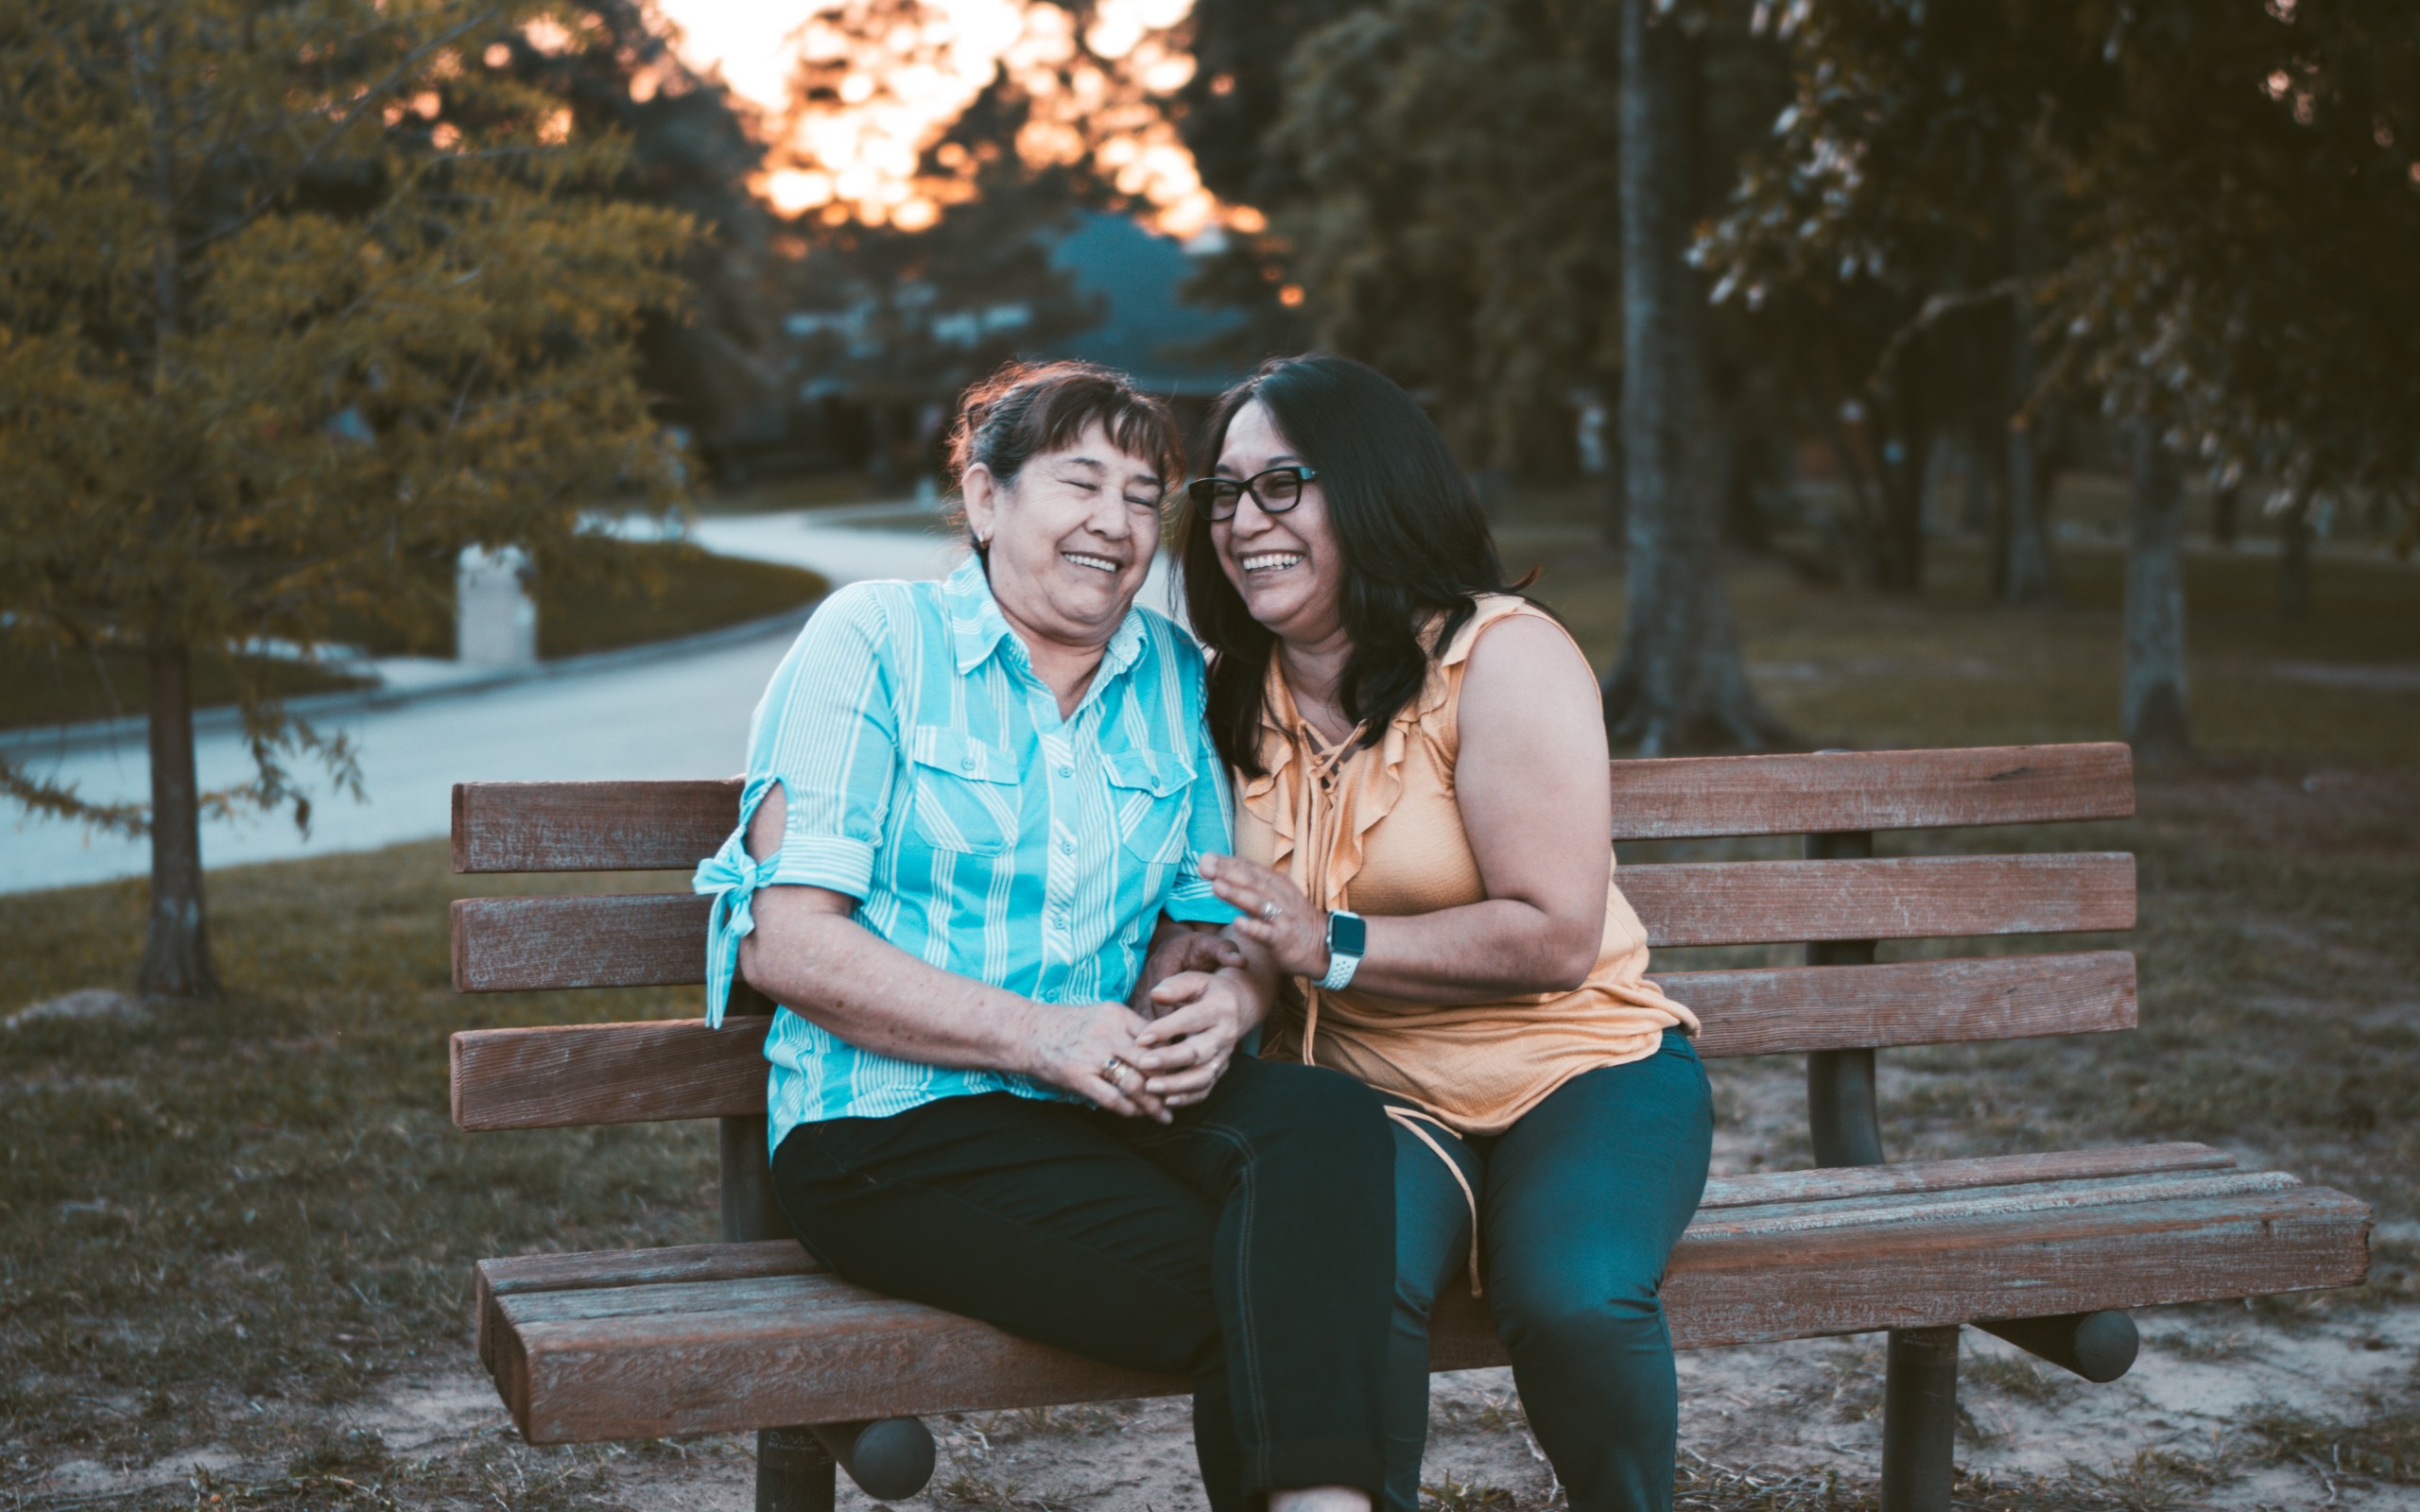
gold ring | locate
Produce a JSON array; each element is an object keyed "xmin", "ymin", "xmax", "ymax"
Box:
[{"xmin": 1102, "ymin": 1057, "xmax": 1128, "ymax": 1083}]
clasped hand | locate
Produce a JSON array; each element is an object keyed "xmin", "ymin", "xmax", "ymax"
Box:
[{"xmin": 1028, "ymin": 937, "xmax": 1253, "ymax": 1122}]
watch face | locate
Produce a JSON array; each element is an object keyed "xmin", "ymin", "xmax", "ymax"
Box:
[{"xmin": 1328, "ymin": 910, "xmax": 1368, "ymax": 957}]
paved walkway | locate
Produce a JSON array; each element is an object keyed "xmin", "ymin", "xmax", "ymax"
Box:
[{"xmin": 3, "ymin": 510, "xmax": 1188, "ymax": 896}]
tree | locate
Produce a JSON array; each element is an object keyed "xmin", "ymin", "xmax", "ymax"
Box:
[
  {"xmin": 1706, "ymin": 0, "xmax": 2420, "ymax": 756},
  {"xmin": 1701, "ymin": 4, "xmax": 2104, "ymax": 601},
  {"xmin": 0, "ymin": 0, "xmax": 689, "ymax": 996},
  {"xmin": 1255, "ymin": 0, "xmax": 1622, "ymax": 474},
  {"xmin": 497, "ymin": 1, "xmax": 792, "ymax": 482},
  {"xmin": 1599, "ymin": 0, "xmax": 1788, "ymax": 751},
  {"xmin": 1177, "ymin": 0, "xmax": 1791, "ymax": 747},
  {"xmin": 2122, "ymin": 420, "xmax": 2188, "ymax": 762}
]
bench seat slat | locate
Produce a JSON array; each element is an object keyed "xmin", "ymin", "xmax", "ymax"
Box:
[
  {"xmin": 448, "ymin": 745, "xmax": 2135, "ymax": 873},
  {"xmin": 469, "ymin": 1144, "xmax": 2249, "ymax": 1383},
  {"xmin": 469, "ymin": 1143, "xmax": 2236, "ymax": 1383},
  {"xmin": 448, "ymin": 952, "xmax": 2137, "ymax": 1131},
  {"xmin": 1686, "ymin": 1169, "xmax": 2300, "ymax": 1236},
  {"xmin": 470, "ymin": 1142, "xmax": 2242, "ymax": 1311},
  {"xmin": 492, "ymin": 1173, "xmax": 2297, "ymax": 1333},
  {"xmin": 473, "ymin": 1239, "xmax": 820, "ymax": 1377},
  {"xmin": 449, "ymin": 855, "xmax": 2136, "ymax": 994},
  {"xmin": 1696, "ymin": 1142, "xmax": 2230, "ymax": 1208},
  {"xmin": 486, "ymin": 1175, "xmax": 2369, "ymax": 1443}
]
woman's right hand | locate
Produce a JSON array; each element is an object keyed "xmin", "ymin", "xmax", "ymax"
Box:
[{"xmin": 1020, "ymin": 1000, "xmax": 1172, "ymax": 1123}]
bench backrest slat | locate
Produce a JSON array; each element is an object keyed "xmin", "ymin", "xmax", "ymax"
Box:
[
  {"xmin": 449, "ymin": 852, "xmax": 2135, "ymax": 994},
  {"xmin": 449, "ymin": 744, "xmax": 2135, "ymax": 873},
  {"xmin": 448, "ymin": 950, "xmax": 2135, "ymax": 1130},
  {"xmin": 446, "ymin": 741, "xmax": 2143, "ymax": 1136}
]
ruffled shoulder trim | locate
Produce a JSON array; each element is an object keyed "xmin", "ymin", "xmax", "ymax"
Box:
[{"xmin": 1437, "ymin": 595, "xmax": 1564, "ymax": 671}]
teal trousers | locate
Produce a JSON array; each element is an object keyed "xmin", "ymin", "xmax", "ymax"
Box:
[{"xmin": 1381, "ymin": 1032, "xmax": 1713, "ymax": 1512}]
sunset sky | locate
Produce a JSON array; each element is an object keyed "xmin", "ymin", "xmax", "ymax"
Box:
[{"xmin": 648, "ymin": 0, "xmax": 1224, "ymax": 234}]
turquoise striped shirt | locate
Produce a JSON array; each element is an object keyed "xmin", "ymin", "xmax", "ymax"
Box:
[{"xmin": 693, "ymin": 557, "xmax": 1238, "ymax": 1153}]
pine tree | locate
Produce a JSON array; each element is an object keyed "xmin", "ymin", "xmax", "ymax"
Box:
[{"xmin": 0, "ymin": 0, "xmax": 691, "ymax": 995}]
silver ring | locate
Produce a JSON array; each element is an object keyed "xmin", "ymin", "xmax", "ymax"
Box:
[
  {"xmin": 1102, "ymin": 1057, "xmax": 1128, "ymax": 1083},
  {"xmin": 1260, "ymin": 901, "xmax": 1281, "ymax": 923}
]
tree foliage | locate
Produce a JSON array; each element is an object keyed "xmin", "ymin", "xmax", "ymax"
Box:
[
  {"xmin": 0, "ymin": 0, "xmax": 692, "ymax": 991},
  {"xmin": 1258, "ymin": 0, "xmax": 1623, "ymax": 468},
  {"xmin": 494, "ymin": 0, "xmax": 792, "ymax": 476},
  {"xmin": 1706, "ymin": 0, "xmax": 2420, "ymax": 549}
]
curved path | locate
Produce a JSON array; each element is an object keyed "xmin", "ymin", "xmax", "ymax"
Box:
[{"xmin": 4, "ymin": 510, "xmax": 1166, "ymax": 896}]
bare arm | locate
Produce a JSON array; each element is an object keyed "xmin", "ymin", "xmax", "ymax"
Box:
[
  {"xmin": 736, "ymin": 786, "xmax": 1174, "ymax": 1121},
  {"xmin": 1205, "ymin": 613, "xmax": 1610, "ymax": 1003}
]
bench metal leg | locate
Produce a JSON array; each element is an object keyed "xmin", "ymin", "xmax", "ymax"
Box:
[
  {"xmin": 719, "ymin": 1106, "xmax": 940, "ymax": 1504},
  {"xmin": 1978, "ymin": 1308, "xmax": 2139, "ymax": 1383},
  {"xmin": 1806, "ymin": 1045, "xmax": 1885, "ymax": 1168},
  {"xmin": 758, "ymin": 1425, "xmax": 838, "ymax": 1512},
  {"xmin": 1881, "ymin": 1326, "xmax": 1960, "ymax": 1512}
]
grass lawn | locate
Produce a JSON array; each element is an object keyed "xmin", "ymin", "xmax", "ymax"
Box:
[
  {"xmin": 1, "ymin": 518, "xmax": 2413, "ymax": 1508},
  {"xmin": 1, "ymin": 541, "xmax": 827, "ymax": 732},
  {"xmin": 0, "ymin": 650, "xmax": 372, "ymax": 734},
  {"xmin": 329, "ymin": 539, "xmax": 828, "ymax": 662}
]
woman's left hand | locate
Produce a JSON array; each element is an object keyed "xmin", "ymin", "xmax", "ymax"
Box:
[
  {"xmin": 1130, "ymin": 970, "xmax": 1252, "ymax": 1107},
  {"xmin": 1201, "ymin": 852, "xmax": 1329, "ymax": 981}
]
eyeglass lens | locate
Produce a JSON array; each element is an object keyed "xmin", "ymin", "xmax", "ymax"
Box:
[{"xmin": 1194, "ymin": 468, "xmax": 1305, "ymax": 521}]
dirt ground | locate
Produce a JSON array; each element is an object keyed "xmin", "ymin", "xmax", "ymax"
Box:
[{"xmin": 19, "ymin": 1042, "xmax": 2415, "ymax": 1511}]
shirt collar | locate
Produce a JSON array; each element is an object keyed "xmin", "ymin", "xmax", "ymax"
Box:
[{"xmin": 942, "ymin": 554, "xmax": 1150, "ymax": 687}]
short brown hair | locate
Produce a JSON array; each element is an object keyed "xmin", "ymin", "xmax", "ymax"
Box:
[{"xmin": 945, "ymin": 360, "xmax": 1183, "ymax": 499}]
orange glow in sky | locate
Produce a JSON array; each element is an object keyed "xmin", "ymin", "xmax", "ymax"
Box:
[{"xmin": 649, "ymin": 1, "xmax": 1225, "ymax": 235}]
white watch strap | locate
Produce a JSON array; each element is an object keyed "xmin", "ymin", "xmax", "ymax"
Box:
[{"xmin": 1319, "ymin": 948, "xmax": 1360, "ymax": 992}]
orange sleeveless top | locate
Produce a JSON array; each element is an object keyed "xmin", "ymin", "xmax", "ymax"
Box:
[{"xmin": 1236, "ymin": 595, "xmax": 1698, "ymax": 1138}]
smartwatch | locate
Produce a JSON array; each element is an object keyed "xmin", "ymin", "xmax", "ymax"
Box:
[{"xmin": 1320, "ymin": 909, "xmax": 1367, "ymax": 992}]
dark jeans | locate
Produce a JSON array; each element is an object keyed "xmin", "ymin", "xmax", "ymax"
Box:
[
  {"xmin": 771, "ymin": 1053, "xmax": 1393, "ymax": 1509},
  {"xmin": 1382, "ymin": 1033, "xmax": 1714, "ymax": 1512}
]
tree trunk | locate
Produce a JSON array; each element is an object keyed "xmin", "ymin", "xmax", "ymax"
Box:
[
  {"xmin": 2000, "ymin": 420, "xmax": 2061, "ymax": 602},
  {"xmin": 2211, "ymin": 478, "xmax": 2239, "ymax": 548},
  {"xmin": 1959, "ymin": 424, "xmax": 1993, "ymax": 537},
  {"xmin": 133, "ymin": 38, "xmax": 215, "ymax": 1000},
  {"xmin": 137, "ymin": 638, "xmax": 219, "ymax": 999},
  {"xmin": 1921, "ymin": 431, "xmax": 1958, "ymax": 537},
  {"xmin": 2275, "ymin": 494, "xmax": 2311, "ymax": 619},
  {"xmin": 1600, "ymin": 421, "xmax": 1628, "ymax": 557},
  {"xmin": 1720, "ymin": 412, "xmax": 1773, "ymax": 556},
  {"xmin": 1876, "ymin": 420, "xmax": 1927, "ymax": 593},
  {"xmin": 2001, "ymin": 163, "xmax": 2062, "ymax": 606},
  {"xmin": 1599, "ymin": 0, "xmax": 1787, "ymax": 753},
  {"xmin": 2122, "ymin": 423, "xmax": 2190, "ymax": 763},
  {"xmin": 864, "ymin": 402, "xmax": 904, "ymax": 492}
]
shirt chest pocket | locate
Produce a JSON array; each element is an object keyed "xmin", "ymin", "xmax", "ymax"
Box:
[
  {"xmin": 1102, "ymin": 749, "xmax": 1193, "ymax": 867},
  {"xmin": 906, "ymin": 727, "xmax": 1021, "ymax": 856}
]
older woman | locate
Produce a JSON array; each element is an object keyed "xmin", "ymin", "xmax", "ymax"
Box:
[
  {"xmin": 1179, "ymin": 356, "xmax": 1714, "ymax": 1512},
  {"xmin": 693, "ymin": 362, "xmax": 1392, "ymax": 1512}
]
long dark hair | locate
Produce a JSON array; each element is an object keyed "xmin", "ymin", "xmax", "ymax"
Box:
[{"xmin": 1181, "ymin": 354, "xmax": 1527, "ymax": 780}]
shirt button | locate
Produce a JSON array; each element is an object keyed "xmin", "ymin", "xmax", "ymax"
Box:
[
  {"xmin": 1059, "ymin": 839, "xmax": 1075, "ymax": 855},
  {"xmin": 960, "ymin": 754, "xmax": 977, "ymax": 772},
  {"xmin": 1056, "ymin": 765, "xmax": 1074, "ymax": 779}
]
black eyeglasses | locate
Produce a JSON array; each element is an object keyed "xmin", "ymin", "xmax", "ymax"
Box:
[{"xmin": 1183, "ymin": 465, "xmax": 1320, "ymax": 522}]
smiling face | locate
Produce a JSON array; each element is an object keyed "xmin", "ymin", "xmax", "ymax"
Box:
[
  {"xmin": 962, "ymin": 418, "xmax": 1164, "ymax": 652},
  {"xmin": 1210, "ymin": 401, "xmax": 1347, "ymax": 648}
]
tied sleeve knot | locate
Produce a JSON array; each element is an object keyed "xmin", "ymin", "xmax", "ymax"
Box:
[{"xmin": 693, "ymin": 827, "xmax": 774, "ymax": 1029}]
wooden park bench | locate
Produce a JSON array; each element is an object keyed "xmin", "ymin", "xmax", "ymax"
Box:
[{"xmin": 446, "ymin": 741, "xmax": 2371, "ymax": 1512}]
